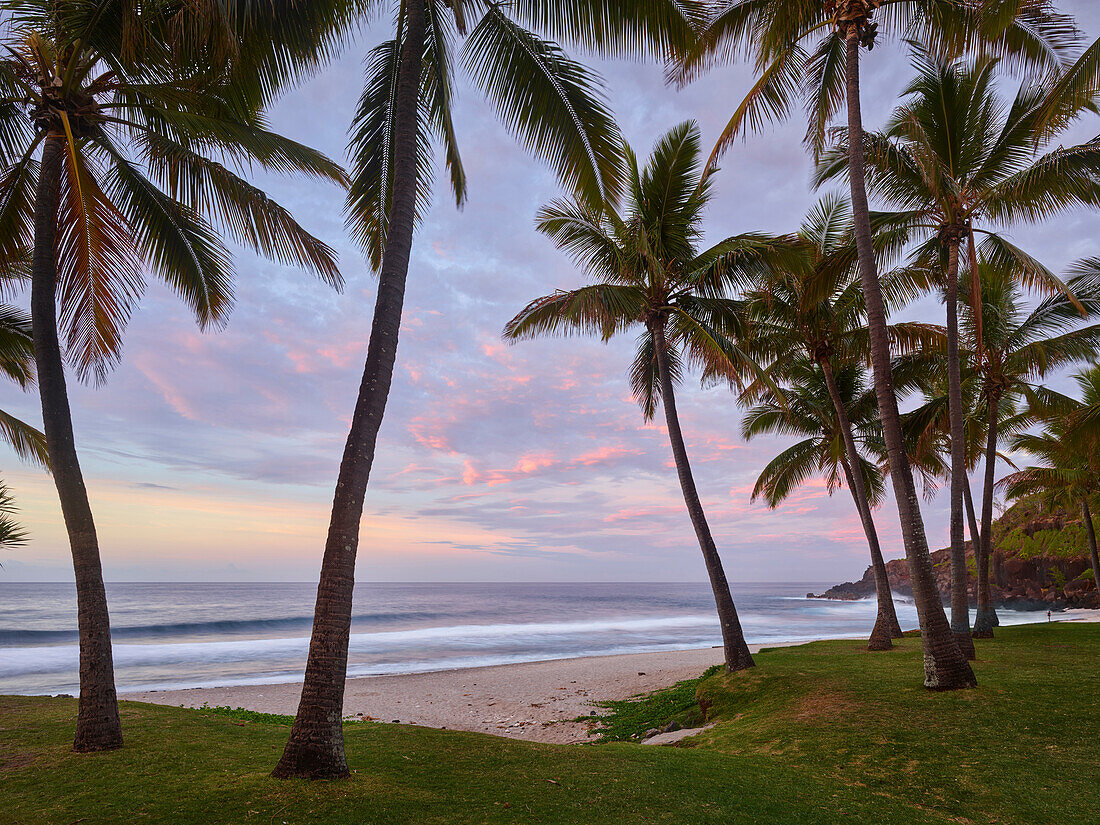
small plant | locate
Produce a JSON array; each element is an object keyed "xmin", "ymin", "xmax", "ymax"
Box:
[{"xmin": 581, "ymin": 666, "xmax": 721, "ymax": 743}]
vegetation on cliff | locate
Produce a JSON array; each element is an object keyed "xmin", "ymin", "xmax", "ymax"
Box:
[{"xmin": 814, "ymin": 496, "xmax": 1100, "ymax": 608}]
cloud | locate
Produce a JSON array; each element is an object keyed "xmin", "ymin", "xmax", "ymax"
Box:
[{"xmin": 5, "ymin": 4, "xmax": 1100, "ymax": 582}]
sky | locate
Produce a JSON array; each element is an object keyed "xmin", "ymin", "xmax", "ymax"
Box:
[{"xmin": 3, "ymin": 4, "xmax": 1100, "ymax": 583}]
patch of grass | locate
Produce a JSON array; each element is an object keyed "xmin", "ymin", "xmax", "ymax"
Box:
[
  {"xmin": 195, "ymin": 704, "xmax": 370, "ymax": 726},
  {"xmin": 582, "ymin": 665, "xmax": 721, "ymax": 742},
  {"xmin": 3, "ymin": 623, "xmax": 1098, "ymax": 824},
  {"xmin": 196, "ymin": 703, "xmax": 296, "ymax": 725}
]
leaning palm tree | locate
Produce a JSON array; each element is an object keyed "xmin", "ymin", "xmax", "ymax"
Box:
[
  {"xmin": 817, "ymin": 46, "xmax": 1100, "ymax": 642},
  {"xmin": 742, "ymin": 358, "xmax": 908, "ymax": 645},
  {"xmin": 676, "ymin": 0, "xmax": 1075, "ymax": 690},
  {"xmin": 505, "ymin": 121, "xmax": 785, "ymax": 677},
  {"xmin": 276, "ymin": 0, "xmax": 708, "ymax": 780},
  {"xmin": 0, "ymin": 9, "xmax": 345, "ymax": 751},
  {"xmin": 732, "ymin": 195, "xmax": 924, "ymax": 648}
]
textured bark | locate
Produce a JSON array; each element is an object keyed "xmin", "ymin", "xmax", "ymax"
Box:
[
  {"xmin": 653, "ymin": 325, "xmax": 753, "ymax": 672},
  {"xmin": 964, "ymin": 480, "xmax": 998, "ymax": 628},
  {"xmin": 1082, "ymin": 499, "xmax": 1100, "ymax": 595},
  {"xmin": 945, "ymin": 240, "xmax": 975, "ymax": 658},
  {"xmin": 973, "ymin": 394, "xmax": 1000, "ymax": 638},
  {"xmin": 273, "ymin": 0, "xmax": 428, "ymax": 780},
  {"xmin": 843, "ymin": 30, "xmax": 975, "ymax": 688},
  {"xmin": 31, "ymin": 134, "xmax": 123, "ymax": 751},
  {"xmin": 821, "ymin": 359, "xmax": 902, "ymax": 647}
]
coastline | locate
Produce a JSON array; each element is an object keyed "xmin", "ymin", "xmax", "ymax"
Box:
[
  {"xmin": 130, "ymin": 645, "xmax": 736, "ymax": 743},
  {"xmin": 127, "ymin": 610, "xmax": 1098, "ymax": 744}
]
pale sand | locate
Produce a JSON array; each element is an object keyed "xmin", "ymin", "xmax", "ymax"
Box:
[
  {"xmin": 128, "ymin": 613, "xmax": 1099, "ymax": 745},
  {"xmin": 128, "ymin": 645, "xmax": 762, "ymax": 744}
]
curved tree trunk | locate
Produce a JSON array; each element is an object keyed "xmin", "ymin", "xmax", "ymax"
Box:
[
  {"xmin": 1081, "ymin": 498, "xmax": 1100, "ymax": 595},
  {"xmin": 843, "ymin": 29, "xmax": 974, "ymax": 689},
  {"xmin": 653, "ymin": 324, "xmax": 753, "ymax": 672},
  {"xmin": 945, "ymin": 239, "xmax": 975, "ymax": 658},
  {"xmin": 273, "ymin": 0, "xmax": 428, "ymax": 780},
  {"xmin": 973, "ymin": 393, "xmax": 1000, "ymax": 638},
  {"xmin": 821, "ymin": 359, "xmax": 902, "ymax": 647},
  {"xmin": 31, "ymin": 134, "xmax": 123, "ymax": 751}
]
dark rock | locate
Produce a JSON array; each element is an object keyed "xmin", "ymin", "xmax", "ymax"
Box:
[
  {"xmin": 815, "ymin": 495, "xmax": 1100, "ymax": 615},
  {"xmin": 661, "ymin": 721, "xmax": 682, "ymax": 734},
  {"xmin": 642, "ymin": 728, "xmax": 660, "ymax": 740}
]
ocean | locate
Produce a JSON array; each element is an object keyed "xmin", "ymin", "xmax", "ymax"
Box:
[{"xmin": 0, "ymin": 581, "xmax": 1060, "ymax": 695}]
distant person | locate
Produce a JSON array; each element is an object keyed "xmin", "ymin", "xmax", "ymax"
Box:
[{"xmin": 1047, "ymin": 610, "xmax": 1052, "ymax": 622}]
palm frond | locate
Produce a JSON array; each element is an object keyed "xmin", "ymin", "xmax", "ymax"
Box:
[
  {"xmin": 464, "ymin": 8, "xmax": 624, "ymax": 207},
  {"xmin": 55, "ymin": 141, "xmax": 143, "ymax": 384},
  {"xmin": 502, "ymin": 284, "xmax": 647, "ymax": 342}
]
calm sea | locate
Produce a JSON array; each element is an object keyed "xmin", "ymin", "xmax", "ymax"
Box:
[{"xmin": 0, "ymin": 581, "xmax": 1056, "ymax": 695}]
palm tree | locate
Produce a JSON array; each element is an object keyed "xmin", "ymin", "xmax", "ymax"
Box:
[
  {"xmin": 672, "ymin": 0, "xmax": 1075, "ymax": 690},
  {"xmin": 505, "ymin": 121, "xmax": 786, "ymax": 677},
  {"xmin": 964, "ymin": 261, "xmax": 1100, "ymax": 611},
  {"xmin": 898, "ymin": 349, "xmax": 1023, "ymax": 628},
  {"xmin": 732, "ymin": 195, "xmax": 921, "ymax": 648},
  {"xmin": 742, "ymin": 358, "xmax": 906, "ymax": 646},
  {"xmin": 0, "ymin": 8, "xmax": 345, "ymax": 752},
  {"xmin": 275, "ymin": 0, "xmax": 708, "ymax": 780},
  {"xmin": 817, "ymin": 46, "xmax": 1100, "ymax": 642}
]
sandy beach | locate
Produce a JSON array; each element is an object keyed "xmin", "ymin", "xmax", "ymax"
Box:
[
  {"xmin": 127, "ymin": 613, "xmax": 1100, "ymax": 744},
  {"xmin": 130, "ymin": 645, "xmax": 737, "ymax": 744}
]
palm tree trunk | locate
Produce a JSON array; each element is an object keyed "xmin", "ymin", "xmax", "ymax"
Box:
[
  {"xmin": 945, "ymin": 239, "xmax": 975, "ymax": 658},
  {"xmin": 273, "ymin": 0, "xmax": 428, "ymax": 780},
  {"xmin": 1081, "ymin": 498, "xmax": 1100, "ymax": 596},
  {"xmin": 973, "ymin": 393, "xmax": 1000, "ymax": 638},
  {"xmin": 964, "ymin": 480, "xmax": 993, "ymax": 627},
  {"xmin": 842, "ymin": 28, "xmax": 974, "ymax": 688},
  {"xmin": 31, "ymin": 134, "xmax": 123, "ymax": 751},
  {"xmin": 821, "ymin": 359, "xmax": 902, "ymax": 647},
  {"xmin": 964, "ymin": 481, "xmax": 981, "ymax": 559},
  {"xmin": 653, "ymin": 324, "xmax": 753, "ymax": 672}
]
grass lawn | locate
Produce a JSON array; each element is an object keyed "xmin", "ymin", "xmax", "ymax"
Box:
[{"xmin": 3, "ymin": 622, "xmax": 1097, "ymax": 824}]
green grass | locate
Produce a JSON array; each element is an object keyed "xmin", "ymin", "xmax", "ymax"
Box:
[
  {"xmin": 3, "ymin": 623, "xmax": 1097, "ymax": 824},
  {"xmin": 582, "ymin": 664, "xmax": 721, "ymax": 741}
]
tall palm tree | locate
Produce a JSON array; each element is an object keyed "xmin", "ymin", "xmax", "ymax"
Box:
[
  {"xmin": 741, "ymin": 358, "xmax": 907, "ymax": 645},
  {"xmin": 817, "ymin": 46, "xmax": 1100, "ymax": 642},
  {"xmin": 898, "ymin": 348, "xmax": 1024, "ymax": 627},
  {"xmin": 275, "ymin": 0, "xmax": 708, "ymax": 780},
  {"xmin": 505, "ymin": 121, "xmax": 784, "ymax": 678},
  {"xmin": 0, "ymin": 7, "xmax": 345, "ymax": 752},
  {"xmin": 673, "ymin": 0, "xmax": 1076, "ymax": 690},
  {"xmin": 732, "ymin": 195, "xmax": 924, "ymax": 647},
  {"xmin": 964, "ymin": 261, "xmax": 1100, "ymax": 609}
]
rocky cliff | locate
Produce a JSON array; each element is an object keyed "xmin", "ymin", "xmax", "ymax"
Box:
[{"xmin": 810, "ymin": 497, "xmax": 1100, "ymax": 610}]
